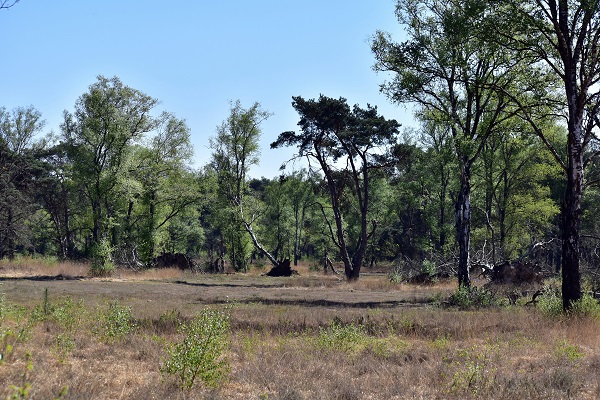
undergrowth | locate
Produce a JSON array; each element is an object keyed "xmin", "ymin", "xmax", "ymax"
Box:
[
  {"xmin": 0, "ymin": 275, "xmax": 598, "ymax": 399},
  {"xmin": 447, "ymin": 285, "xmax": 499, "ymax": 309},
  {"xmin": 160, "ymin": 307, "xmax": 232, "ymax": 390}
]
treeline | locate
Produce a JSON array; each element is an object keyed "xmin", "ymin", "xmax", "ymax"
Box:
[{"xmin": 0, "ymin": 75, "xmax": 590, "ymax": 281}]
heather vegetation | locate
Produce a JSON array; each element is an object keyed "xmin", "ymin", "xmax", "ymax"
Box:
[{"xmin": 0, "ymin": 262, "xmax": 599, "ymax": 399}]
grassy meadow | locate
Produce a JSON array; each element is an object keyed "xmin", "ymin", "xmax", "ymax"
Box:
[{"xmin": 0, "ymin": 258, "xmax": 599, "ymax": 399}]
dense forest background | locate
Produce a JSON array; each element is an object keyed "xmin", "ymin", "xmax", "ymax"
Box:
[
  {"xmin": 0, "ymin": 76, "xmax": 584, "ymax": 276},
  {"xmin": 1, "ymin": 1, "xmax": 600, "ymax": 306}
]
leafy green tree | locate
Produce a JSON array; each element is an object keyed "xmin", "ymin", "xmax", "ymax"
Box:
[
  {"xmin": 472, "ymin": 119, "xmax": 562, "ymax": 264},
  {"xmin": 0, "ymin": 106, "xmax": 46, "ymax": 258},
  {"xmin": 284, "ymin": 170, "xmax": 316, "ymax": 265},
  {"xmin": 61, "ymin": 76, "xmax": 158, "ymax": 271},
  {"xmin": 370, "ymin": 145, "xmax": 433, "ymax": 265},
  {"xmin": 127, "ymin": 112, "xmax": 197, "ymax": 264},
  {"xmin": 490, "ymin": 0, "xmax": 600, "ymax": 310},
  {"xmin": 272, "ymin": 95, "xmax": 400, "ymax": 280},
  {"xmin": 37, "ymin": 141, "xmax": 80, "ymax": 258},
  {"xmin": 415, "ymin": 119, "xmax": 456, "ymax": 257},
  {"xmin": 372, "ymin": 0, "xmax": 521, "ymax": 287},
  {"xmin": 258, "ymin": 176, "xmax": 294, "ymax": 262},
  {"xmin": 209, "ymin": 100, "xmax": 279, "ymax": 271},
  {"xmin": 197, "ymin": 167, "xmax": 227, "ymax": 272}
]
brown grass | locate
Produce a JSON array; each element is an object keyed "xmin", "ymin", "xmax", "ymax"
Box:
[
  {"xmin": 0, "ymin": 257, "xmax": 88, "ymax": 278},
  {"xmin": 1, "ymin": 260, "xmax": 600, "ymax": 399}
]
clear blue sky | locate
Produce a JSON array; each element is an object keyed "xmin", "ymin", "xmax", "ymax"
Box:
[{"xmin": 1, "ymin": 0, "xmax": 411, "ymax": 178}]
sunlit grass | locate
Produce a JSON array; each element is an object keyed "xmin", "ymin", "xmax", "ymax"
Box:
[{"xmin": 0, "ymin": 261, "xmax": 599, "ymax": 398}]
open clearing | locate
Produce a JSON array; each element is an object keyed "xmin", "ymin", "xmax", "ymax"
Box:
[
  {"xmin": 0, "ymin": 273, "xmax": 441, "ymax": 313},
  {"xmin": 1, "ymin": 262, "xmax": 599, "ymax": 399}
]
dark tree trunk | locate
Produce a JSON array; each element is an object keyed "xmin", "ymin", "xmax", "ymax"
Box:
[
  {"xmin": 438, "ymin": 164, "xmax": 449, "ymax": 251},
  {"xmin": 64, "ymin": 190, "xmax": 72, "ymax": 258},
  {"xmin": 7, "ymin": 207, "xmax": 14, "ymax": 259},
  {"xmin": 552, "ymin": 0, "xmax": 593, "ymax": 311},
  {"xmin": 92, "ymin": 199, "xmax": 100, "ymax": 243},
  {"xmin": 147, "ymin": 191, "xmax": 156, "ymax": 260},
  {"xmin": 455, "ymin": 163, "xmax": 471, "ymax": 287},
  {"xmin": 561, "ymin": 127, "xmax": 584, "ymax": 309}
]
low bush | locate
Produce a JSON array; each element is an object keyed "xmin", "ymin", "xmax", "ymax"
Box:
[
  {"xmin": 315, "ymin": 318, "xmax": 368, "ymax": 354},
  {"xmin": 448, "ymin": 285, "xmax": 498, "ymax": 309},
  {"xmin": 537, "ymin": 287, "xmax": 600, "ymax": 317},
  {"xmin": 161, "ymin": 307, "xmax": 231, "ymax": 390},
  {"xmin": 536, "ymin": 286, "xmax": 563, "ymax": 317},
  {"xmin": 93, "ymin": 301, "xmax": 136, "ymax": 343},
  {"xmin": 89, "ymin": 238, "xmax": 115, "ymax": 277}
]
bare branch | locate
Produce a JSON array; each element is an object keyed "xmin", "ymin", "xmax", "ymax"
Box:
[{"xmin": 0, "ymin": 0, "xmax": 19, "ymax": 10}]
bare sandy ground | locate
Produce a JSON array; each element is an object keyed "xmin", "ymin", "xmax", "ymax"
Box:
[{"xmin": 0, "ymin": 272, "xmax": 444, "ymax": 318}]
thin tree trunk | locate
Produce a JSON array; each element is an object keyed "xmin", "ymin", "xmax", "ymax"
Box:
[
  {"xmin": 64, "ymin": 190, "xmax": 72, "ymax": 258},
  {"xmin": 92, "ymin": 199, "xmax": 101, "ymax": 243},
  {"xmin": 147, "ymin": 191, "xmax": 156, "ymax": 260},
  {"xmin": 438, "ymin": 165, "xmax": 449, "ymax": 251},
  {"xmin": 243, "ymin": 221, "xmax": 281, "ymax": 268},
  {"xmin": 7, "ymin": 207, "xmax": 14, "ymax": 259}
]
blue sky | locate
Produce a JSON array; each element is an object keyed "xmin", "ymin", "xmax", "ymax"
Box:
[{"xmin": 1, "ymin": 1, "xmax": 411, "ymax": 178}]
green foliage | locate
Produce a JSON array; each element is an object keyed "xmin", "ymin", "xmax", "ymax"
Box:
[
  {"xmin": 36, "ymin": 295, "xmax": 86, "ymax": 360},
  {"xmin": 272, "ymin": 95, "xmax": 401, "ymax": 279},
  {"xmin": 422, "ymin": 259, "xmax": 437, "ymax": 276},
  {"xmin": 0, "ymin": 295, "xmax": 36, "ymax": 399},
  {"xmin": 161, "ymin": 307, "xmax": 231, "ymax": 390},
  {"xmin": 448, "ymin": 286, "xmax": 498, "ymax": 309},
  {"xmin": 208, "ymin": 101, "xmax": 274, "ymax": 271},
  {"xmin": 537, "ymin": 287, "xmax": 600, "ymax": 317},
  {"xmin": 571, "ymin": 293, "xmax": 600, "ymax": 318},
  {"xmin": 388, "ymin": 267, "xmax": 404, "ymax": 284},
  {"xmin": 554, "ymin": 339, "xmax": 584, "ymax": 364},
  {"xmin": 447, "ymin": 344, "xmax": 499, "ymax": 395},
  {"xmin": 432, "ymin": 334, "xmax": 451, "ymax": 351},
  {"xmin": 536, "ymin": 287, "xmax": 563, "ymax": 317},
  {"xmin": 89, "ymin": 238, "xmax": 115, "ymax": 277},
  {"xmin": 49, "ymin": 297, "xmax": 85, "ymax": 332},
  {"xmin": 6, "ymin": 351, "xmax": 33, "ymax": 400},
  {"xmin": 1, "ymin": 295, "xmax": 33, "ymax": 364},
  {"xmin": 0, "ymin": 106, "xmax": 46, "ymax": 259},
  {"xmin": 315, "ymin": 318, "xmax": 369, "ymax": 354},
  {"xmin": 93, "ymin": 301, "xmax": 136, "ymax": 343}
]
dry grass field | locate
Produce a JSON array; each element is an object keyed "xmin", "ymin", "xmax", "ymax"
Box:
[{"xmin": 0, "ymin": 258, "xmax": 599, "ymax": 399}]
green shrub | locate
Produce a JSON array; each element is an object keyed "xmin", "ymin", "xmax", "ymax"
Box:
[
  {"xmin": 50, "ymin": 297, "xmax": 86, "ymax": 360},
  {"xmin": 1, "ymin": 295, "xmax": 33, "ymax": 362},
  {"xmin": 422, "ymin": 259, "xmax": 437, "ymax": 276},
  {"xmin": 90, "ymin": 238, "xmax": 115, "ymax": 276},
  {"xmin": 448, "ymin": 286, "xmax": 498, "ymax": 309},
  {"xmin": 572, "ymin": 293, "xmax": 600, "ymax": 318},
  {"xmin": 94, "ymin": 301, "xmax": 136, "ymax": 343},
  {"xmin": 554, "ymin": 339, "xmax": 584, "ymax": 364},
  {"xmin": 161, "ymin": 307, "xmax": 231, "ymax": 390},
  {"xmin": 315, "ymin": 318, "xmax": 369, "ymax": 353},
  {"xmin": 537, "ymin": 286, "xmax": 600, "ymax": 317},
  {"xmin": 536, "ymin": 287, "xmax": 563, "ymax": 317},
  {"xmin": 388, "ymin": 268, "xmax": 403, "ymax": 284},
  {"xmin": 448, "ymin": 343, "xmax": 499, "ymax": 395},
  {"xmin": 51, "ymin": 297, "xmax": 85, "ymax": 331}
]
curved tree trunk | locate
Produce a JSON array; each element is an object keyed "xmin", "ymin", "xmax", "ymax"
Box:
[{"xmin": 243, "ymin": 221, "xmax": 281, "ymax": 268}]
